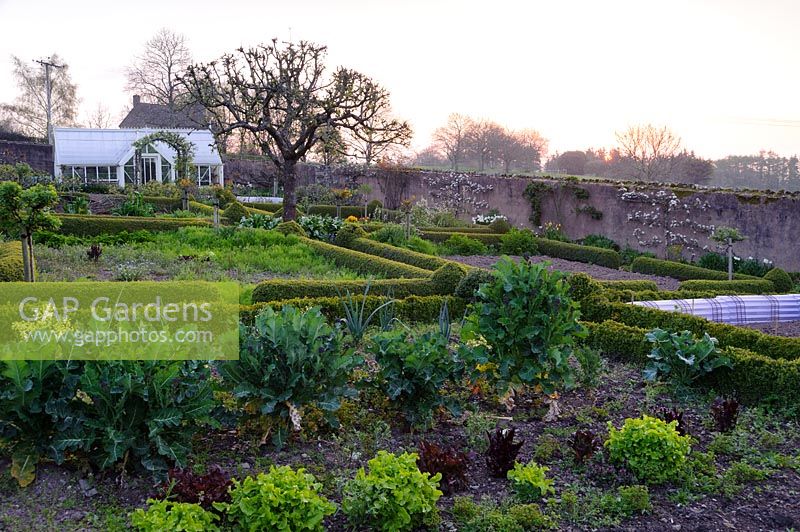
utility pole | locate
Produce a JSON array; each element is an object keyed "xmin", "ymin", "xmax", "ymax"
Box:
[{"xmin": 34, "ymin": 58, "xmax": 64, "ymax": 144}]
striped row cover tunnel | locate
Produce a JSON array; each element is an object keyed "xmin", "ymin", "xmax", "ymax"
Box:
[{"xmin": 632, "ymin": 294, "xmax": 800, "ymax": 325}]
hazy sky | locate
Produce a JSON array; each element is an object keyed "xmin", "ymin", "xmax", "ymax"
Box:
[{"xmin": 1, "ymin": 0, "xmax": 798, "ymax": 159}]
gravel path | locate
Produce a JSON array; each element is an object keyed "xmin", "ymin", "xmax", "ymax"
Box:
[
  {"xmin": 445, "ymin": 254, "xmax": 681, "ymax": 290},
  {"xmin": 742, "ymin": 320, "xmax": 800, "ymax": 338}
]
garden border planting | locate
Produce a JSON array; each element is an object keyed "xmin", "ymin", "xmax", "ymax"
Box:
[
  {"xmin": 678, "ymin": 279, "xmax": 776, "ymax": 293},
  {"xmin": 0, "ymin": 240, "xmax": 24, "ymax": 281}
]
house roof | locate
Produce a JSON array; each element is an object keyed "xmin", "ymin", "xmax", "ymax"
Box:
[
  {"xmin": 53, "ymin": 128, "xmax": 223, "ymax": 166},
  {"xmin": 119, "ymin": 101, "xmax": 207, "ymax": 129}
]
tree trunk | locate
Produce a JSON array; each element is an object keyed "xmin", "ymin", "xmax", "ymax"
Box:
[
  {"xmin": 727, "ymin": 238, "xmax": 733, "ymax": 281},
  {"xmin": 20, "ymin": 234, "xmax": 34, "ymax": 282},
  {"xmin": 282, "ymin": 160, "xmax": 298, "ymax": 220}
]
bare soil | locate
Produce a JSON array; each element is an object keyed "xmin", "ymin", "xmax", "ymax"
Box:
[{"xmin": 1, "ymin": 360, "xmax": 797, "ymax": 531}]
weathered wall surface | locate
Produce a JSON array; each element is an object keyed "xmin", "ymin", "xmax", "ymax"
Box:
[
  {"xmin": 0, "ymin": 141, "xmax": 53, "ymax": 174},
  {"xmin": 350, "ymin": 170, "xmax": 800, "ymax": 271}
]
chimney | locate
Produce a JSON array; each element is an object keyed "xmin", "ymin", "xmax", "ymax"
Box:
[{"xmin": 132, "ymin": 95, "xmax": 141, "ymax": 106}]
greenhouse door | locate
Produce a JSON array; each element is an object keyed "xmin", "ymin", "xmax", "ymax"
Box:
[{"xmin": 141, "ymin": 155, "xmax": 158, "ymax": 183}]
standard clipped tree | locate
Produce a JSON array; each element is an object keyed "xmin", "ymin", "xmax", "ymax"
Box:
[
  {"xmin": 711, "ymin": 226, "xmax": 745, "ymax": 281},
  {"xmin": 178, "ymin": 40, "xmax": 409, "ymax": 220},
  {"xmin": 0, "ymin": 182, "xmax": 60, "ymax": 282}
]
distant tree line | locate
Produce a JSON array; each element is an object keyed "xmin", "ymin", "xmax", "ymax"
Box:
[{"xmin": 415, "ymin": 113, "xmax": 548, "ymax": 174}]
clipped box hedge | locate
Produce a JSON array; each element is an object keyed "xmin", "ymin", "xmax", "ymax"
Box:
[
  {"xmin": 586, "ymin": 298, "xmax": 800, "ymax": 362},
  {"xmin": 345, "ymin": 238, "xmax": 450, "ymax": 271},
  {"xmin": 678, "ymin": 279, "xmax": 775, "ymax": 294},
  {"xmin": 0, "ymin": 241, "xmax": 24, "ymax": 282},
  {"xmin": 301, "ymin": 238, "xmax": 433, "ymax": 279},
  {"xmin": 241, "ymin": 295, "xmax": 466, "ymax": 326},
  {"xmin": 252, "ymin": 262, "xmax": 467, "ymax": 303},
  {"xmin": 56, "ymin": 214, "xmax": 211, "ymax": 236},
  {"xmin": 631, "ymin": 256, "xmax": 758, "ymax": 281},
  {"xmin": 307, "ymin": 205, "xmax": 367, "ymax": 218},
  {"xmin": 598, "ymin": 280, "xmax": 659, "ymax": 292},
  {"xmin": 240, "ymin": 202, "xmax": 282, "ymax": 213},
  {"xmin": 421, "ymin": 226, "xmax": 494, "ymax": 234},
  {"xmin": 420, "ymin": 231, "xmax": 503, "ymax": 246},
  {"xmin": 583, "ymin": 319, "xmax": 800, "ymax": 406},
  {"xmin": 533, "ymin": 238, "xmax": 622, "ymax": 269}
]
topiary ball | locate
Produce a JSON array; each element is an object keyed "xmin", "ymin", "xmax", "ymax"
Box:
[
  {"xmin": 567, "ymin": 273, "xmax": 602, "ymax": 303},
  {"xmin": 488, "ymin": 218, "xmax": 512, "ymax": 234},
  {"xmin": 430, "ymin": 263, "xmax": 469, "ymax": 294},
  {"xmin": 764, "ymin": 267, "xmax": 793, "ymax": 292},
  {"xmin": 222, "ymin": 202, "xmax": 249, "ymax": 225},
  {"xmin": 334, "ymin": 224, "xmax": 368, "ymax": 248},
  {"xmin": 454, "ymin": 268, "xmax": 496, "ymax": 301},
  {"xmin": 275, "ymin": 220, "xmax": 307, "ymax": 237}
]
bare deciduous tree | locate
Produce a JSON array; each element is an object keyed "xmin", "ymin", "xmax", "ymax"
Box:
[
  {"xmin": 179, "ymin": 40, "xmax": 408, "ymax": 220},
  {"xmin": 465, "ymin": 120, "xmax": 504, "ymax": 171},
  {"xmin": 616, "ymin": 124, "xmax": 682, "ymax": 182},
  {"xmin": 126, "ymin": 28, "xmax": 192, "ymax": 106},
  {"xmin": 85, "ymin": 103, "xmax": 114, "ymax": 129},
  {"xmin": 0, "ymin": 54, "xmax": 78, "ymax": 138},
  {"xmin": 343, "ymin": 101, "xmax": 412, "ymax": 165},
  {"xmin": 433, "ymin": 113, "xmax": 472, "ymax": 171}
]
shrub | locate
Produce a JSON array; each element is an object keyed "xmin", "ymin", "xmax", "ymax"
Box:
[
  {"xmin": 631, "ymin": 256, "xmax": 757, "ymax": 281},
  {"xmin": 605, "ymin": 415, "xmax": 692, "ymax": 484},
  {"xmin": 368, "ymin": 329, "xmax": 463, "ymax": 428},
  {"xmin": 643, "ymin": 328, "xmax": 732, "ymax": 386},
  {"xmin": 599, "ymin": 280, "xmax": 659, "ymax": 292},
  {"xmin": 222, "ymin": 202, "xmax": 249, "ymax": 225},
  {"xmin": 500, "ymin": 228, "xmax": 538, "ymax": 255},
  {"xmin": 130, "ymin": 500, "xmax": 219, "ymax": 532},
  {"xmin": 580, "ymin": 234, "xmax": 620, "ymax": 251},
  {"xmin": 404, "ymin": 236, "xmax": 439, "ymax": 255},
  {"xmin": 442, "ymin": 234, "xmax": 489, "ymax": 255},
  {"xmin": 218, "ymin": 305, "xmax": 361, "ymax": 448},
  {"xmin": 534, "ymin": 238, "xmax": 622, "ymax": 268},
  {"xmin": 302, "ymin": 238, "xmax": 431, "ymax": 279},
  {"xmin": 333, "ymin": 224, "xmax": 368, "ymax": 247},
  {"xmin": 455, "ymin": 268, "xmax": 495, "ymax": 301},
  {"xmin": 252, "ymin": 279, "xmax": 436, "ymax": 302},
  {"xmin": 342, "ymin": 451, "xmax": 442, "ymax": 531},
  {"xmin": 242, "ymin": 296, "xmax": 466, "ymax": 328},
  {"xmin": 0, "ymin": 240, "xmax": 24, "ymax": 281},
  {"xmin": 367, "ymin": 199, "xmax": 383, "ymax": 216},
  {"xmin": 430, "ymin": 262, "xmax": 468, "ymax": 294},
  {"xmin": 56, "ymin": 214, "xmax": 210, "ymax": 236},
  {"xmin": 698, "ymin": 252, "xmax": 727, "ymax": 271},
  {"xmin": 678, "ymin": 279, "xmax": 775, "ymax": 293},
  {"xmin": 488, "ymin": 217, "xmax": 512, "ymax": 234},
  {"xmin": 222, "ymin": 467, "xmax": 335, "ymax": 531},
  {"xmin": 584, "ymin": 319, "xmax": 800, "ymax": 408},
  {"xmin": 462, "ymin": 258, "xmax": 585, "ymax": 396},
  {"xmin": 346, "ymin": 236, "xmax": 449, "ymax": 270},
  {"xmin": 507, "ymin": 461, "xmax": 555, "ymax": 501},
  {"xmin": 275, "ymin": 220, "xmax": 307, "ymax": 237},
  {"xmin": 764, "ymin": 267, "xmax": 793, "ymax": 292},
  {"xmin": 737, "ymin": 257, "xmax": 772, "ymax": 277}
]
